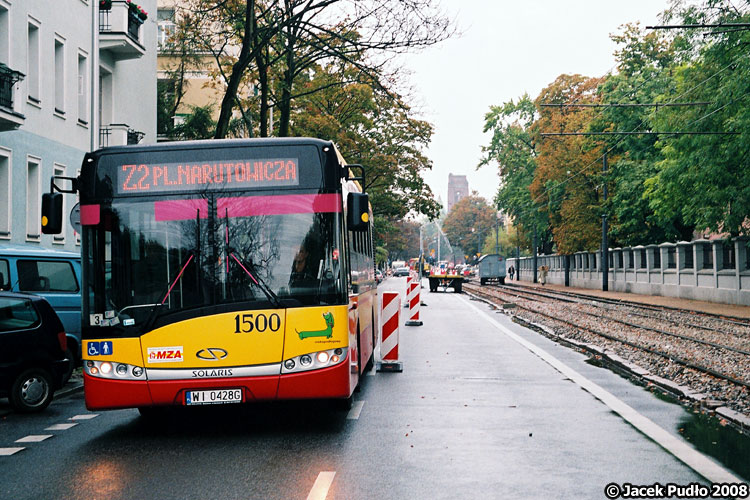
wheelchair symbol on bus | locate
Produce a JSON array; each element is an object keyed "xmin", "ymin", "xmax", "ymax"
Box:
[{"xmin": 88, "ymin": 341, "xmax": 113, "ymax": 356}]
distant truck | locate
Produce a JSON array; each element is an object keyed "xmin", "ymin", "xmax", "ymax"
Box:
[
  {"xmin": 427, "ymin": 265, "xmax": 463, "ymax": 293},
  {"xmin": 391, "ymin": 260, "xmax": 406, "ymax": 271},
  {"xmin": 478, "ymin": 254, "xmax": 506, "ymax": 285}
]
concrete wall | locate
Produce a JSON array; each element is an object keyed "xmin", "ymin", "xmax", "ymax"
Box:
[{"xmin": 511, "ymin": 238, "xmax": 750, "ymax": 306}]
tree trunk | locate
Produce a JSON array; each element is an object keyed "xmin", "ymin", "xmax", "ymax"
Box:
[{"xmin": 214, "ymin": 0, "xmax": 255, "ymax": 139}]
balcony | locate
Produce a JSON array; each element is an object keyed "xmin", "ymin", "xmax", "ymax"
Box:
[
  {"xmin": 0, "ymin": 63, "xmax": 26, "ymax": 131},
  {"xmin": 100, "ymin": 123, "xmax": 145, "ymax": 147},
  {"xmin": 99, "ymin": 0, "xmax": 146, "ymax": 61}
]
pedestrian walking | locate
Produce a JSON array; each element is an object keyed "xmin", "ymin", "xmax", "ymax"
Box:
[
  {"xmin": 508, "ymin": 265, "xmax": 515, "ymax": 281},
  {"xmin": 539, "ymin": 265, "xmax": 548, "ymax": 285}
]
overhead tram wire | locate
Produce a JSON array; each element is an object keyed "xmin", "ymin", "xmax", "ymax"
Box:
[
  {"xmin": 496, "ymin": 20, "xmax": 750, "ymax": 246},
  {"xmin": 528, "ymin": 48, "xmax": 750, "ymax": 209}
]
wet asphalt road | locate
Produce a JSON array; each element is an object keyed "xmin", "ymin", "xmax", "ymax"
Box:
[{"xmin": 0, "ymin": 277, "xmax": 737, "ymax": 500}]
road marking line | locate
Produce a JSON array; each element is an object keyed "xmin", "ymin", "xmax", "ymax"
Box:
[
  {"xmin": 307, "ymin": 471, "xmax": 336, "ymax": 500},
  {"xmin": 70, "ymin": 414, "xmax": 99, "ymax": 420},
  {"xmin": 462, "ymin": 297, "xmax": 742, "ymax": 484},
  {"xmin": 46, "ymin": 423, "xmax": 78, "ymax": 431},
  {"xmin": 347, "ymin": 401, "xmax": 365, "ymax": 420},
  {"xmin": 0, "ymin": 447, "xmax": 25, "ymax": 456},
  {"xmin": 15, "ymin": 435, "xmax": 52, "ymax": 443}
]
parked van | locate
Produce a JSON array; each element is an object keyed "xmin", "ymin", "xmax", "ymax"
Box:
[{"xmin": 0, "ymin": 245, "xmax": 82, "ymax": 372}]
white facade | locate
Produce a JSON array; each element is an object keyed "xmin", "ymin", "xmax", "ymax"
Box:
[{"xmin": 0, "ymin": 0, "xmax": 156, "ymax": 251}]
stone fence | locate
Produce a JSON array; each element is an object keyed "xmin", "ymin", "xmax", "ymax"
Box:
[{"xmin": 511, "ymin": 237, "xmax": 750, "ymax": 306}]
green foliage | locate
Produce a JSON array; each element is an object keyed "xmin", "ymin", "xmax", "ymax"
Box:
[
  {"xmin": 442, "ymin": 195, "xmax": 498, "ymax": 257},
  {"xmin": 481, "ymin": 3, "xmax": 750, "ymax": 256}
]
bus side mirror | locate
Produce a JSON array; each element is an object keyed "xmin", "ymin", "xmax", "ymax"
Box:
[
  {"xmin": 41, "ymin": 192, "xmax": 63, "ymax": 234},
  {"xmin": 347, "ymin": 192, "xmax": 369, "ymax": 232}
]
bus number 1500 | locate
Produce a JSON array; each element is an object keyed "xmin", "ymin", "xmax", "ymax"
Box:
[{"xmin": 234, "ymin": 313, "xmax": 281, "ymax": 333}]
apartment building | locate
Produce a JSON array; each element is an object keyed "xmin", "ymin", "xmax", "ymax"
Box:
[
  {"xmin": 156, "ymin": 0, "xmax": 226, "ymax": 141},
  {"xmin": 0, "ymin": 0, "xmax": 156, "ymax": 251}
]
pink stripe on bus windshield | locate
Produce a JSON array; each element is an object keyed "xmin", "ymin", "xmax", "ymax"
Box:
[
  {"xmin": 218, "ymin": 194, "xmax": 341, "ymax": 217},
  {"xmin": 154, "ymin": 199, "xmax": 208, "ymax": 221},
  {"xmin": 153, "ymin": 194, "xmax": 341, "ymax": 222}
]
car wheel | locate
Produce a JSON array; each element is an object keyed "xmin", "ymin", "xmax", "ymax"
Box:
[{"xmin": 10, "ymin": 368, "xmax": 55, "ymax": 413}]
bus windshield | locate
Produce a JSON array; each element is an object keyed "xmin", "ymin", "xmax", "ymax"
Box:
[{"xmin": 83, "ymin": 193, "xmax": 345, "ymax": 336}]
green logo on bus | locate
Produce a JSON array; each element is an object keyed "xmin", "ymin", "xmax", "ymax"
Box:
[{"xmin": 297, "ymin": 312, "xmax": 334, "ymax": 340}]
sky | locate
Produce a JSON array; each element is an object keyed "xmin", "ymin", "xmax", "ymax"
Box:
[{"xmin": 404, "ymin": 0, "xmax": 672, "ymax": 210}]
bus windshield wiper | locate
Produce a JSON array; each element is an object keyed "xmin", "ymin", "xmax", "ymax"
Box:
[{"xmin": 229, "ymin": 253, "xmax": 282, "ymax": 308}]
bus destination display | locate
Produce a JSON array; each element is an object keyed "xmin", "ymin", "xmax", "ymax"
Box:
[{"xmin": 118, "ymin": 159, "xmax": 299, "ymax": 194}]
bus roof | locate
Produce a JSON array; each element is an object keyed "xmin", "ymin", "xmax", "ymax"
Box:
[{"xmin": 91, "ymin": 137, "xmax": 338, "ymax": 158}]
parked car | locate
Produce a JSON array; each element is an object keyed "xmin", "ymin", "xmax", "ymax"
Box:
[
  {"xmin": 0, "ymin": 245, "xmax": 82, "ymax": 381},
  {"xmin": 0, "ymin": 292, "xmax": 69, "ymax": 412},
  {"xmin": 393, "ymin": 266, "xmax": 410, "ymax": 277},
  {"xmin": 375, "ymin": 269, "xmax": 384, "ymax": 283}
]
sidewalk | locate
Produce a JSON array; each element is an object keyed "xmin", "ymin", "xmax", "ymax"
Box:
[{"xmin": 510, "ymin": 279, "xmax": 750, "ymax": 319}]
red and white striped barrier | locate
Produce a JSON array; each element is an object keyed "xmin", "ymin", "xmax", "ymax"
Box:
[
  {"xmin": 405, "ymin": 281, "xmax": 423, "ymax": 326},
  {"xmin": 377, "ymin": 291, "xmax": 403, "ymax": 372}
]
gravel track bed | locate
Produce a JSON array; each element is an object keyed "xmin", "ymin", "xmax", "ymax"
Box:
[{"xmin": 464, "ymin": 283, "xmax": 750, "ymax": 419}]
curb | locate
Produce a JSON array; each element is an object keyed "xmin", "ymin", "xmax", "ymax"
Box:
[
  {"xmin": 512, "ymin": 314, "xmax": 750, "ymax": 432},
  {"xmin": 464, "ymin": 289, "xmax": 750, "ymax": 432}
]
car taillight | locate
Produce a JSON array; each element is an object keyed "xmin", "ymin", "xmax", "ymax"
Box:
[{"xmin": 57, "ymin": 332, "xmax": 67, "ymax": 352}]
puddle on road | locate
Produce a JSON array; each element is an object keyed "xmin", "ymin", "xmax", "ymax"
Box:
[
  {"xmin": 583, "ymin": 357, "xmax": 750, "ymax": 481},
  {"xmin": 678, "ymin": 411, "xmax": 750, "ymax": 481}
]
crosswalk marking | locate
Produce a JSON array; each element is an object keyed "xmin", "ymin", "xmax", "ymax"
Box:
[
  {"xmin": 0, "ymin": 447, "xmax": 25, "ymax": 456},
  {"xmin": 46, "ymin": 423, "xmax": 78, "ymax": 431},
  {"xmin": 70, "ymin": 414, "xmax": 99, "ymax": 420},
  {"xmin": 15, "ymin": 435, "xmax": 52, "ymax": 443},
  {"xmin": 346, "ymin": 401, "xmax": 365, "ymax": 420},
  {"xmin": 307, "ymin": 471, "xmax": 336, "ymax": 500}
]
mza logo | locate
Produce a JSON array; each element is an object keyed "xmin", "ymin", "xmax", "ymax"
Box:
[{"xmin": 147, "ymin": 346, "xmax": 184, "ymax": 363}]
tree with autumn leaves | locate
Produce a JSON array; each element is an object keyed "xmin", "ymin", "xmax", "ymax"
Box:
[
  {"xmin": 442, "ymin": 194, "xmax": 498, "ymax": 259},
  {"xmin": 482, "ymin": 0, "xmax": 750, "ymax": 257}
]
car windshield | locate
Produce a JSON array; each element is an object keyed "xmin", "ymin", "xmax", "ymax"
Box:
[{"xmin": 83, "ymin": 195, "xmax": 345, "ymax": 335}]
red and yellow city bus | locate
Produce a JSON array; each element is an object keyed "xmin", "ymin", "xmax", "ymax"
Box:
[{"xmin": 42, "ymin": 138, "xmax": 377, "ymax": 412}]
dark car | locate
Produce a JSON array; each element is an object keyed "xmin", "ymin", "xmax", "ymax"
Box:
[
  {"xmin": 0, "ymin": 292, "xmax": 69, "ymax": 412},
  {"xmin": 393, "ymin": 267, "xmax": 410, "ymax": 277}
]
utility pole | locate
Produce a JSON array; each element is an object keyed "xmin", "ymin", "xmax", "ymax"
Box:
[
  {"xmin": 532, "ymin": 227, "xmax": 538, "ymax": 284},
  {"xmin": 495, "ymin": 212, "xmax": 500, "ymax": 255},
  {"xmin": 602, "ymin": 153, "xmax": 609, "ymax": 292}
]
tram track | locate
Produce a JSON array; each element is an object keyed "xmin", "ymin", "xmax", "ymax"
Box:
[
  {"xmin": 462, "ymin": 281, "xmax": 750, "ymax": 419},
  {"xmin": 477, "ymin": 282, "xmax": 750, "ymax": 354}
]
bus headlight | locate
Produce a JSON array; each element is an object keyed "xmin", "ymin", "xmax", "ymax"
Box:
[
  {"xmin": 281, "ymin": 348, "xmax": 346, "ymax": 374},
  {"xmin": 85, "ymin": 360, "xmax": 146, "ymax": 380}
]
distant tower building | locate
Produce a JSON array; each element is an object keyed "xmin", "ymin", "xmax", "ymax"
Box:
[{"xmin": 447, "ymin": 174, "xmax": 469, "ymax": 212}]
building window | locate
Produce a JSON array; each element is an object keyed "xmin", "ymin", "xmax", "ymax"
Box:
[
  {"xmin": 0, "ymin": 148, "xmax": 9, "ymax": 238},
  {"xmin": 157, "ymin": 8, "xmax": 176, "ymax": 50},
  {"xmin": 652, "ymin": 249, "xmax": 660, "ymax": 269},
  {"xmin": 0, "ymin": 6, "xmax": 8, "ymax": 65},
  {"xmin": 27, "ymin": 20, "xmax": 41, "ymax": 103},
  {"xmin": 53, "ymin": 164, "xmax": 66, "ymax": 244},
  {"xmin": 26, "ymin": 156, "xmax": 41, "ymax": 241},
  {"xmin": 54, "ymin": 36, "xmax": 65, "ymax": 115},
  {"xmin": 77, "ymin": 52, "xmax": 88, "ymax": 124},
  {"xmin": 627, "ymin": 250, "xmax": 634, "ymax": 269}
]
